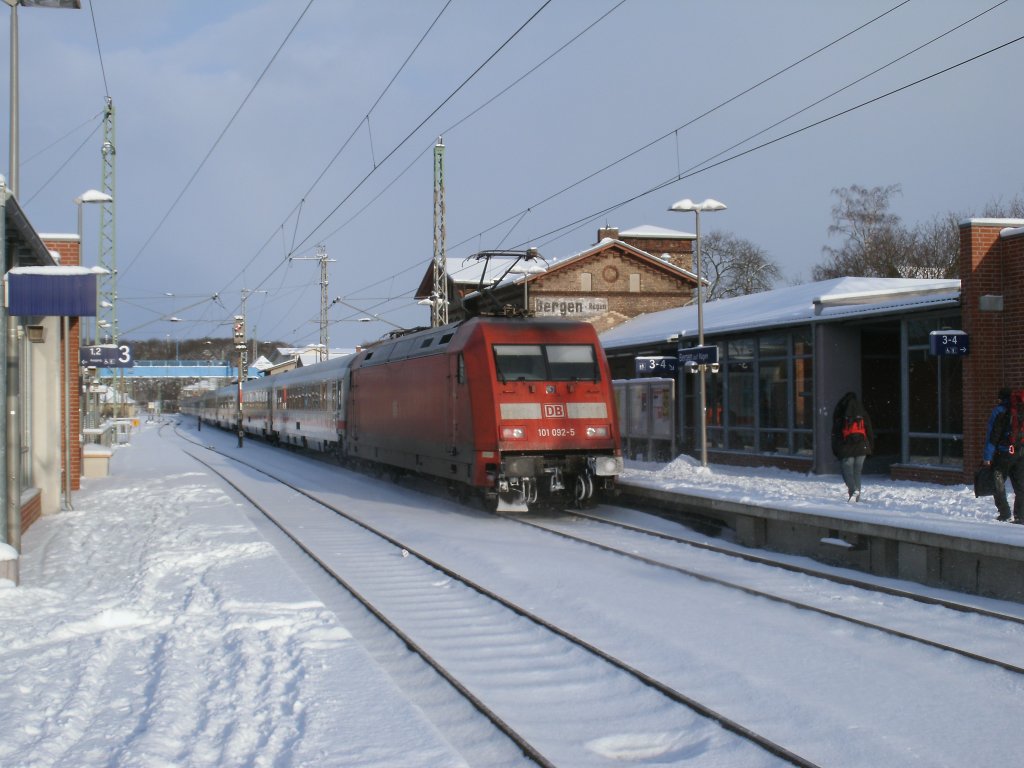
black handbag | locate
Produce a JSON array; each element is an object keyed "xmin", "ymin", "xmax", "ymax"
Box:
[{"xmin": 974, "ymin": 464, "xmax": 996, "ymax": 498}]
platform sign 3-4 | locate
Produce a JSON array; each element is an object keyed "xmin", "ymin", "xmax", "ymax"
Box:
[
  {"xmin": 928, "ymin": 330, "xmax": 968, "ymax": 357},
  {"xmin": 635, "ymin": 356, "xmax": 678, "ymax": 376}
]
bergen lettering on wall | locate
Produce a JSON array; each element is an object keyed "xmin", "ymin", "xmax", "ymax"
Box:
[{"xmin": 532, "ymin": 297, "xmax": 608, "ymax": 317}]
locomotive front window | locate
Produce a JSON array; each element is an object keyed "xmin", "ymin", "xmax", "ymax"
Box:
[
  {"xmin": 547, "ymin": 344, "xmax": 598, "ymax": 381},
  {"xmin": 493, "ymin": 344, "xmax": 598, "ymax": 381},
  {"xmin": 494, "ymin": 345, "xmax": 546, "ymax": 381}
]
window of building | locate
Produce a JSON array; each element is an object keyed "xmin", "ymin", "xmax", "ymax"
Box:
[
  {"xmin": 629, "ymin": 273, "xmax": 640, "ymax": 292},
  {"xmin": 906, "ymin": 314, "xmax": 963, "ymax": 467},
  {"xmin": 580, "ymin": 272, "xmax": 592, "ymax": 292},
  {"xmin": 700, "ymin": 330, "xmax": 812, "ymax": 457}
]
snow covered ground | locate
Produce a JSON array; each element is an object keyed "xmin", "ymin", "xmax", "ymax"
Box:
[{"xmin": 1, "ymin": 419, "xmax": 1021, "ymax": 766}]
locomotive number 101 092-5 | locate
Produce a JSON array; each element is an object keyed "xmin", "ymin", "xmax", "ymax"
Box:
[{"xmin": 537, "ymin": 427, "xmax": 576, "ymax": 438}]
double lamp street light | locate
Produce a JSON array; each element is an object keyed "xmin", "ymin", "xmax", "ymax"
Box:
[{"xmin": 669, "ymin": 197, "xmax": 727, "ymax": 468}]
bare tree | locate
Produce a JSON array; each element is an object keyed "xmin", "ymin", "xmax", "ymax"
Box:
[
  {"xmin": 813, "ymin": 186, "xmax": 1024, "ymax": 282},
  {"xmin": 700, "ymin": 231, "xmax": 782, "ymax": 300},
  {"xmin": 813, "ymin": 184, "xmax": 911, "ymax": 280}
]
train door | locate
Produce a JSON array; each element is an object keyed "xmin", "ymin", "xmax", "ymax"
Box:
[{"xmin": 448, "ymin": 352, "xmax": 464, "ymax": 455}]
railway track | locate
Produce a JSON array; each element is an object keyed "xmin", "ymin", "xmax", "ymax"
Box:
[
  {"xmin": 174, "ymin": 430, "xmax": 813, "ymax": 767},
  {"xmin": 512, "ymin": 509, "xmax": 1024, "ymax": 676},
  {"xmin": 168, "ymin": 422, "xmax": 1024, "ymax": 765}
]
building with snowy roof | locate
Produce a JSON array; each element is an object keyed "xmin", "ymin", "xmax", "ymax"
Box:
[
  {"xmin": 601, "ymin": 218, "xmax": 1024, "ymax": 486},
  {"xmin": 416, "ymin": 225, "xmax": 700, "ymax": 331}
]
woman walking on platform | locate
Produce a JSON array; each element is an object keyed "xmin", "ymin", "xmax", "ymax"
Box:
[{"xmin": 831, "ymin": 391, "xmax": 875, "ymax": 502}]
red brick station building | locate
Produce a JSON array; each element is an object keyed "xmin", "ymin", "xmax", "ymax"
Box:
[{"xmin": 2, "ymin": 184, "xmax": 1022, "ymax": 577}]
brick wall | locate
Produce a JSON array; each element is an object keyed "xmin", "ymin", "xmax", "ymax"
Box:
[
  {"xmin": 20, "ymin": 491, "xmax": 41, "ymax": 532},
  {"xmin": 960, "ymin": 220, "xmax": 1024, "ymax": 479},
  {"xmin": 41, "ymin": 236, "xmax": 83, "ymax": 495},
  {"xmin": 531, "ymin": 246, "xmax": 694, "ymax": 319}
]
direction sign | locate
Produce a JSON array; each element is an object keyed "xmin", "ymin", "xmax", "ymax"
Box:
[
  {"xmin": 635, "ymin": 355, "xmax": 678, "ymax": 376},
  {"xmin": 677, "ymin": 344, "xmax": 719, "ymax": 366},
  {"xmin": 928, "ymin": 330, "xmax": 969, "ymax": 357},
  {"xmin": 80, "ymin": 344, "xmax": 134, "ymax": 368}
]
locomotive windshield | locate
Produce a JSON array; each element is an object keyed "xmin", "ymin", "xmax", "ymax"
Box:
[{"xmin": 493, "ymin": 344, "xmax": 599, "ymax": 381}]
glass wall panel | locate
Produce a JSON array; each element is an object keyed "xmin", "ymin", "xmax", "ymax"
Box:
[
  {"xmin": 793, "ymin": 358, "xmax": 813, "ymax": 429},
  {"xmin": 908, "ymin": 349, "xmax": 938, "ymax": 432},
  {"xmin": 793, "ymin": 328, "xmax": 812, "ymax": 357},
  {"xmin": 759, "ymin": 359, "xmax": 788, "ymax": 429},
  {"xmin": 759, "ymin": 335, "xmax": 787, "ymax": 357}
]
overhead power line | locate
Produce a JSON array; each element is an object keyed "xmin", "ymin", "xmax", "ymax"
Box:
[{"xmin": 121, "ymin": 0, "xmax": 318, "ymax": 281}]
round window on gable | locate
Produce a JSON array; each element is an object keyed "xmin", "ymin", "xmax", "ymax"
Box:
[{"xmin": 602, "ymin": 265, "xmax": 619, "ymax": 283}]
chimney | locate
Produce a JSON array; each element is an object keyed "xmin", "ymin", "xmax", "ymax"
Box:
[{"xmin": 597, "ymin": 226, "xmax": 619, "ymax": 242}]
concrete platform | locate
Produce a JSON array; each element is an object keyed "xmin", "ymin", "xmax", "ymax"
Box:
[{"xmin": 619, "ymin": 481, "xmax": 1024, "ymax": 604}]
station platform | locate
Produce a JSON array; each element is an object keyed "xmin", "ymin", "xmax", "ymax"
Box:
[{"xmin": 617, "ymin": 464, "xmax": 1024, "ymax": 604}]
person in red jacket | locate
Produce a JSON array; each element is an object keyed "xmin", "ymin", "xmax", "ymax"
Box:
[{"xmin": 831, "ymin": 391, "xmax": 875, "ymax": 502}]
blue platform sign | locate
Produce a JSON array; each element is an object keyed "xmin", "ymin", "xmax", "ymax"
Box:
[
  {"xmin": 81, "ymin": 344, "xmax": 134, "ymax": 368},
  {"xmin": 928, "ymin": 330, "xmax": 969, "ymax": 357},
  {"xmin": 635, "ymin": 356, "xmax": 677, "ymax": 376},
  {"xmin": 677, "ymin": 344, "xmax": 719, "ymax": 366}
]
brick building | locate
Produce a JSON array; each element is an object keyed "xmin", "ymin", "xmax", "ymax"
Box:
[
  {"xmin": 417, "ymin": 225, "xmax": 698, "ymax": 331},
  {"xmin": 960, "ymin": 218, "xmax": 1024, "ymax": 475}
]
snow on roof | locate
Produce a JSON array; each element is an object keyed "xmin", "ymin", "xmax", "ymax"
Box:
[
  {"xmin": 618, "ymin": 224, "xmax": 695, "ymax": 240},
  {"xmin": 958, "ymin": 217, "xmax": 1024, "ymax": 228},
  {"xmin": 8, "ymin": 265, "xmax": 107, "ymax": 275},
  {"xmin": 599, "ymin": 277, "xmax": 961, "ymax": 350},
  {"xmin": 447, "ymin": 254, "xmax": 529, "ymax": 288}
]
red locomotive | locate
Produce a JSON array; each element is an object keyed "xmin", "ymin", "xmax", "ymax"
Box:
[{"xmin": 187, "ymin": 316, "xmax": 623, "ymax": 511}]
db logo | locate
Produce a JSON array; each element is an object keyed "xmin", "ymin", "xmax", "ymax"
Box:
[{"xmin": 543, "ymin": 404, "xmax": 566, "ymax": 418}]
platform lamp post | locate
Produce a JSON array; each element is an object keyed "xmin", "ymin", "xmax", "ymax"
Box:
[{"xmin": 669, "ymin": 197, "xmax": 727, "ymax": 468}]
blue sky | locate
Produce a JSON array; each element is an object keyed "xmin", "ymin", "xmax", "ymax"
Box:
[{"xmin": 4, "ymin": 0, "xmax": 1022, "ymax": 351}]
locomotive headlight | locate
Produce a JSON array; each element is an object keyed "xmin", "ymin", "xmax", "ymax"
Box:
[
  {"xmin": 501, "ymin": 426, "xmax": 527, "ymax": 440},
  {"xmin": 585, "ymin": 425, "xmax": 609, "ymax": 439},
  {"xmin": 589, "ymin": 455, "xmax": 624, "ymax": 476}
]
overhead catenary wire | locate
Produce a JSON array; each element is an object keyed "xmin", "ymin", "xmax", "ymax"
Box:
[
  {"xmin": 282, "ymin": 0, "xmax": 915, "ymax": 332},
  {"xmin": 308, "ymin": 0, "xmax": 1016, "ymax": 332},
  {"xmin": 120, "ymin": 0, "xmax": 319, "ymax": 281},
  {"xmin": 286, "ymin": 23, "xmax": 1024, "ymax": 338}
]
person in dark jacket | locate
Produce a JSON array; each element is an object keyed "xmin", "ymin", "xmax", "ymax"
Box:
[
  {"xmin": 831, "ymin": 391, "xmax": 875, "ymax": 502},
  {"xmin": 982, "ymin": 387, "xmax": 1024, "ymax": 523}
]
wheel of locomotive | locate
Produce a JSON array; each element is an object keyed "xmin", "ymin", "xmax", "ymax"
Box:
[
  {"xmin": 574, "ymin": 474, "xmax": 588, "ymax": 508},
  {"xmin": 525, "ymin": 477, "xmax": 538, "ymax": 505}
]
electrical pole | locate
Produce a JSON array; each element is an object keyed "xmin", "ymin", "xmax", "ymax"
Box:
[
  {"xmin": 291, "ymin": 245, "xmax": 334, "ymax": 361},
  {"xmin": 432, "ymin": 137, "xmax": 448, "ymax": 326},
  {"xmin": 233, "ymin": 315, "xmax": 245, "ymax": 447},
  {"xmin": 97, "ymin": 98, "xmax": 119, "ymax": 415}
]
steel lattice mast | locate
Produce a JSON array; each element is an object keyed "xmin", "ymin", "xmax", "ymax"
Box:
[
  {"xmin": 431, "ymin": 137, "xmax": 447, "ymax": 327},
  {"xmin": 97, "ymin": 97, "xmax": 117, "ymax": 343},
  {"xmin": 291, "ymin": 245, "xmax": 334, "ymax": 362}
]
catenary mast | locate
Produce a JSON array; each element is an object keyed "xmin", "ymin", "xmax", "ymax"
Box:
[{"xmin": 431, "ymin": 137, "xmax": 447, "ymax": 327}]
